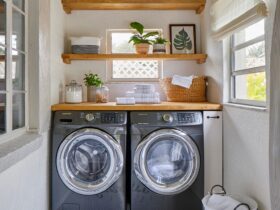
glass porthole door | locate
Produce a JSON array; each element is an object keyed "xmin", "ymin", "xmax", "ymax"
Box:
[
  {"xmin": 134, "ymin": 129, "xmax": 200, "ymax": 195},
  {"xmin": 57, "ymin": 128, "xmax": 123, "ymax": 195}
]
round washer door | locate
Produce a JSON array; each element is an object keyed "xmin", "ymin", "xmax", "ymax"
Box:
[
  {"xmin": 57, "ymin": 128, "xmax": 123, "ymax": 195},
  {"xmin": 134, "ymin": 129, "xmax": 200, "ymax": 195}
]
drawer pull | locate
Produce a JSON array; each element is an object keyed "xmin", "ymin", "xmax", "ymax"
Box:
[{"xmin": 207, "ymin": 116, "xmax": 220, "ymax": 119}]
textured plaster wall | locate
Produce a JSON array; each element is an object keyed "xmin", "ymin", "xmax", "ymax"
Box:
[
  {"xmin": 0, "ymin": 133, "xmax": 49, "ymax": 210},
  {"xmin": 200, "ymin": 0, "xmax": 276, "ymax": 209},
  {"xmin": 269, "ymin": 0, "xmax": 280, "ymax": 209}
]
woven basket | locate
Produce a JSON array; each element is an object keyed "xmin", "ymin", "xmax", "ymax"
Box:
[{"xmin": 160, "ymin": 76, "xmax": 207, "ymax": 102}]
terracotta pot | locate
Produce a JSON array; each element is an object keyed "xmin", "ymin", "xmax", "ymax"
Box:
[
  {"xmin": 135, "ymin": 43, "xmax": 150, "ymax": 54},
  {"xmin": 153, "ymin": 44, "xmax": 167, "ymax": 54}
]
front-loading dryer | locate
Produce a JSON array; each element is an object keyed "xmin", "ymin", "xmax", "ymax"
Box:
[
  {"xmin": 130, "ymin": 111, "xmax": 204, "ymax": 210},
  {"xmin": 51, "ymin": 111, "xmax": 127, "ymax": 210}
]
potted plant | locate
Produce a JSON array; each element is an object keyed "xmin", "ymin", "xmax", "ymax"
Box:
[
  {"xmin": 84, "ymin": 73, "xmax": 109, "ymax": 103},
  {"xmin": 129, "ymin": 22, "xmax": 159, "ymax": 54},
  {"xmin": 152, "ymin": 37, "xmax": 169, "ymax": 54}
]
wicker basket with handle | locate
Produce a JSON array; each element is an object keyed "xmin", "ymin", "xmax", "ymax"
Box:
[{"xmin": 159, "ymin": 76, "xmax": 207, "ymax": 102}]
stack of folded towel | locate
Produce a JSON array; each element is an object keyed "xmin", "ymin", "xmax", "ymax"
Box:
[
  {"xmin": 116, "ymin": 84, "xmax": 161, "ymax": 105},
  {"xmin": 126, "ymin": 84, "xmax": 161, "ymax": 104}
]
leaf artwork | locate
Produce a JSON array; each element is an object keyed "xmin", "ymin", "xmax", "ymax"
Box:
[{"xmin": 173, "ymin": 28, "xmax": 192, "ymax": 53}]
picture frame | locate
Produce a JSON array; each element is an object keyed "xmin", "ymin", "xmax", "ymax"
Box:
[{"xmin": 169, "ymin": 24, "xmax": 196, "ymax": 54}]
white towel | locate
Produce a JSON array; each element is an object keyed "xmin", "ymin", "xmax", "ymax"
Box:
[
  {"xmin": 172, "ymin": 75, "xmax": 194, "ymax": 88},
  {"xmin": 116, "ymin": 97, "xmax": 135, "ymax": 105}
]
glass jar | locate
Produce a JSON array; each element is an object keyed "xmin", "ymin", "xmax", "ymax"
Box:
[
  {"xmin": 65, "ymin": 80, "xmax": 83, "ymax": 103},
  {"xmin": 96, "ymin": 86, "xmax": 109, "ymax": 103}
]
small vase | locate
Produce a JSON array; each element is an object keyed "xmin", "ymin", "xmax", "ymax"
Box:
[
  {"xmin": 135, "ymin": 43, "xmax": 150, "ymax": 54},
  {"xmin": 87, "ymin": 86, "xmax": 109, "ymax": 103},
  {"xmin": 96, "ymin": 86, "xmax": 109, "ymax": 103},
  {"xmin": 153, "ymin": 44, "xmax": 166, "ymax": 54}
]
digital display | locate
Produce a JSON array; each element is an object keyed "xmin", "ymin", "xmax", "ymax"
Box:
[
  {"xmin": 101, "ymin": 113, "xmax": 124, "ymax": 124},
  {"xmin": 177, "ymin": 113, "xmax": 196, "ymax": 123}
]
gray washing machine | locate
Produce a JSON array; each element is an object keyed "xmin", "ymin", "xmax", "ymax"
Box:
[
  {"xmin": 51, "ymin": 111, "xmax": 127, "ymax": 210},
  {"xmin": 130, "ymin": 111, "xmax": 204, "ymax": 210}
]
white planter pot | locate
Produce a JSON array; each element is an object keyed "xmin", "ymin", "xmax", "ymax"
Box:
[{"xmin": 153, "ymin": 44, "xmax": 166, "ymax": 54}]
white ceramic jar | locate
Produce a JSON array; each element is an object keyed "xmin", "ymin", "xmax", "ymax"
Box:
[{"xmin": 65, "ymin": 80, "xmax": 83, "ymax": 103}]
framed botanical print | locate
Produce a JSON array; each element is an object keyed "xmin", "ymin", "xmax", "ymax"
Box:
[{"xmin": 169, "ymin": 24, "xmax": 196, "ymax": 54}]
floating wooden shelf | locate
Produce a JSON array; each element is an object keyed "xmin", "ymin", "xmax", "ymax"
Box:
[
  {"xmin": 62, "ymin": 53, "xmax": 207, "ymax": 64},
  {"xmin": 52, "ymin": 102, "xmax": 222, "ymax": 111},
  {"xmin": 61, "ymin": 0, "xmax": 206, "ymax": 14}
]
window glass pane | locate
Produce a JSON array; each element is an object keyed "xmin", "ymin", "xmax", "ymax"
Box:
[
  {"xmin": 12, "ymin": 9, "xmax": 25, "ymax": 51},
  {"xmin": 235, "ymin": 72, "xmax": 266, "ymax": 101},
  {"xmin": 13, "ymin": 0, "xmax": 24, "ymax": 12},
  {"xmin": 112, "ymin": 60, "xmax": 159, "ymax": 79},
  {"xmin": 13, "ymin": 93, "xmax": 25, "ymax": 130},
  {"xmin": 0, "ymin": 93, "xmax": 6, "ymax": 134},
  {"xmin": 110, "ymin": 31, "xmax": 160, "ymax": 80},
  {"xmin": 12, "ymin": 50, "xmax": 25, "ymax": 90},
  {"xmin": 0, "ymin": 46, "xmax": 6, "ymax": 90},
  {"xmin": 234, "ymin": 20, "xmax": 264, "ymax": 46},
  {"xmin": 234, "ymin": 41, "xmax": 265, "ymax": 71},
  {"xmin": 111, "ymin": 33, "xmax": 135, "ymax": 53},
  {"xmin": 0, "ymin": 0, "xmax": 6, "ymax": 45}
]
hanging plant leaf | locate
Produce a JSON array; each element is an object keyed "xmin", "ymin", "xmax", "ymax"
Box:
[{"xmin": 173, "ymin": 28, "xmax": 192, "ymax": 52}]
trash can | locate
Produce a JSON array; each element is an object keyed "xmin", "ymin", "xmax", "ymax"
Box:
[{"xmin": 202, "ymin": 185, "xmax": 258, "ymax": 210}]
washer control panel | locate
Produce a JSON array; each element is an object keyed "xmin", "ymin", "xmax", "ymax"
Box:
[
  {"xmin": 85, "ymin": 113, "xmax": 95, "ymax": 122},
  {"xmin": 177, "ymin": 112, "xmax": 202, "ymax": 125},
  {"xmin": 101, "ymin": 113, "xmax": 125, "ymax": 124},
  {"xmin": 81, "ymin": 112, "xmax": 126, "ymax": 124}
]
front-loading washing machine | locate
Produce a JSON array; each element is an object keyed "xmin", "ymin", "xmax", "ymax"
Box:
[
  {"xmin": 51, "ymin": 111, "xmax": 127, "ymax": 210},
  {"xmin": 130, "ymin": 111, "xmax": 204, "ymax": 210}
]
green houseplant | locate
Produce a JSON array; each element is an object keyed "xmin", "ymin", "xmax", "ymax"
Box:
[
  {"xmin": 152, "ymin": 37, "xmax": 169, "ymax": 54},
  {"xmin": 84, "ymin": 73, "xmax": 109, "ymax": 103},
  {"xmin": 129, "ymin": 22, "xmax": 159, "ymax": 54}
]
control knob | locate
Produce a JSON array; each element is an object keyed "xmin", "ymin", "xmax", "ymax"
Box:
[
  {"xmin": 162, "ymin": 114, "xmax": 173, "ymax": 123},
  {"xmin": 85, "ymin": 113, "xmax": 95, "ymax": 122}
]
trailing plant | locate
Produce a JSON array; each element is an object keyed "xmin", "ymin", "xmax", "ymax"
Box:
[
  {"xmin": 173, "ymin": 28, "xmax": 192, "ymax": 52},
  {"xmin": 129, "ymin": 22, "xmax": 159, "ymax": 45},
  {"xmin": 153, "ymin": 37, "xmax": 169, "ymax": 45},
  {"xmin": 84, "ymin": 73, "xmax": 103, "ymax": 87}
]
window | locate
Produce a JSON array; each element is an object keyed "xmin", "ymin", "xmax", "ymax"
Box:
[
  {"xmin": 106, "ymin": 30, "xmax": 162, "ymax": 82},
  {"xmin": 0, "ymin": 0, "xmax": 27, "ymax": 137},
  {"xmin": 230, "ymin": 20, "xmax": 266, "ymax": 106}
]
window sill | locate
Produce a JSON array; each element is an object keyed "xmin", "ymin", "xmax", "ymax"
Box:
[
  {"xmin": 0, "ymin": 133, "xmax": 43, "ymax": 173},
  {"xmin": 223, "ymin": 102, "xmax": 268, "ymax": 112}
]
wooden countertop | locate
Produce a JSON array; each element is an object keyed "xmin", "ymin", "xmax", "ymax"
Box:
[{"xmin": 51, "ymin": 102, "xmax": 222, "ymax": 111}]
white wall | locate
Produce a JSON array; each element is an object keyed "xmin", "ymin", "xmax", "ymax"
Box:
[
  {"xmin": 0, "ymin": 133, "xmax": 49, "ymax": 210},
  {"xmin": 201, "ymin": 1, "xmax": 276, "ymax": 209},
  {"xmin": 268, "ymin": 1, "xmax": 280, "ymax": 209},
  {"xmin": 50, "ymin": 0, "xmax": 66, "ymax": 105},
  {"xmin": 200, "ymin": 1, "xmax": 223, "ymax": 103},
  {"xmin": 64, "ymin": 10, "xmax": 203, "ymax": 101}
]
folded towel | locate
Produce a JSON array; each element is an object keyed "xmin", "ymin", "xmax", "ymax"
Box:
[
  {"xmin": 172, "ymin": 75, "xmax": 194, "ymax": 88},
  {"xmin": 116, "ymin": 97, "xmax": 135, "ymax": 105}
]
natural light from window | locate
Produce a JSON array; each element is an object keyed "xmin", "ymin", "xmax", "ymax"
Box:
[
  {"xmin": 232, "ymin": 20, "xmax": 266, "ymax": 104},
  {"xmin": 108, "ymin": 31, "xmax": 161, "ymax": 81}
]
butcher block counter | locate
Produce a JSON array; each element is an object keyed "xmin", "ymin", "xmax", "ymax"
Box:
[{"xmin": 51, "ymin": 102, "xmax": 222, "ymax": 111}]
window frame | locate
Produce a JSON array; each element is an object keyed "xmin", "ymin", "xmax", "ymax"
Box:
[
  {"xmin": 0, "ymin": 0, "xmax": 28, "ymax": 142},
  {"xmin": 106, "ymin": 29, "xmax": 163, "ymax": 83},
  {"xmin": 229, "ymin": 21, "xmax": 266, "ymax": 107}
]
